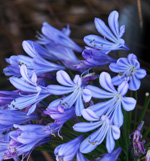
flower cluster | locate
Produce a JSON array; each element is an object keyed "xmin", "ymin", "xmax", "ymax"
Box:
[{"xmin": 0, "ymin": 10, "xmax": 147, "ymax": 161}]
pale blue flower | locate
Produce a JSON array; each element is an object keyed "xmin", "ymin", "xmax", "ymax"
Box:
[
  {"xmin": 84, "ymin": 10, "xmax": 129, "ymax": 54},
  {"xmin": 109, "ymin": 53, "xmax": 146, "ymax": 91},
  {"xmin": 87, "ymin": 72, "xmax": 136, "ymax": 127},
  {"xmin": 47, "ymin": 70, "xmax": 92, "ymax": 116},
  {"xmin": 73, "ymin": 109, "xmax": 120, "ymax": 153}
]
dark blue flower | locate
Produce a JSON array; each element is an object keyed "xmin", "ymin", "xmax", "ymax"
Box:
[{"xmin": 84, "ymin": 10, "xmax": 129, "ymax": 54}]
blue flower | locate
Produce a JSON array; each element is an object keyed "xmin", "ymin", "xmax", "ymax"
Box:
[
  {"xmin": 8, "ymin": 65, "xmax": 50, "ymax": 115},
  {"xmin": 84, "ymin": 10, "xmax": 129, "ymax": 54},
  {"xmin": 109, "ymin": 53, "xmax": 147, "ymax": 91},
  {"xmin": 87, "ymin": 72, "xmax": 136, "ymax": 127},
  {"xmin": 47, "ymin": 70, "xmax": 92, "ymax": 116},
  {"xmin": 54, "ymin": 135, "xmax": 84, "ymax": 161},
  {"xmin": 37, "ymin": 22, "xmax": 82, "ymax": 52},
  {"xmin": 73, "ymin": 109, "xmax": 120, "ymax": 153},
  {"xmin": 75, "ymin": 47, "xmax": 116, "ymax": 70},
  {"xmin": 0, "ymin": 110, "xmax": 37, "ymax": 133}
]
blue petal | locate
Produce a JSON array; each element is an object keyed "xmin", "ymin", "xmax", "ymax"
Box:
[
  {"xmin": 117, "ymin": 81, "xmax": 128, "ymax": 96},
  {"xmin": 76, "ymin": 151, "xmax": 89, "ymax": 161},
  {"xmin": 87, "ymin": 85, "xmax": 114, "ymax": 99},
  {"xmin": 73, "ymin": 75, "xmax": 82, "ymax": 86},
  {"xmin": 9, "ymin": 77, "xmax": 37, "ymax": 92},
  {"xmin": 106, "ymin": 128, "xmax": 115, "ymax": 153},
  {"xmin": 82, "ymin": 109, "xmax": 99, "ymax": 121},
  {"xmin": 47, "ymin": 85, "xmax": 74, "ymax": 95},
  {"xmin": 108, "ymin": 10, "xmax": 119, "ymax": 38},
  {"xmin": 73, "ymin": 121, "xmax": 101, "ymax": 132},
  {"xmin": 111, "ymin": 125, "xmax": 120, "ymax": 140},
  {"xmin": 129, "ymin": 75, "xmax": 141, "ymax": 90},
  {"xmin": 135, "ymin": 69, "xmax": 146, "ymax": 79},
  {"xmin": 94, "ymin": 17, "xmax": 118, "ymax": 42},
  {"xmin": 113, "ymin": 103, "xmax": 123, "ymax": 127},
  {"xmin": 75, "ymin": 95, "xmax": 84, "ymax": 116},
  {"xmin": 122, "ymin": 97, "xmax": 136, "ymax": 111},
  {"xmin": 56, "ymin": 70, "xmax": 74, "ymax": 86},
  {"xmin": 119, "ymin": 25, "xmax": 125, "ymax": 37},
  {"xmin": 82, "ymin": 89, "xmax": 92, "ymax": 102},
  {"xmin": 99, "ymin": 72, "xmax": 116, "ymax": 93}
]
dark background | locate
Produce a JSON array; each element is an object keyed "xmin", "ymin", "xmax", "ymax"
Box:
[{"xmin": 0, "ymin": 0, "xmax": 150, "ymax": 160}]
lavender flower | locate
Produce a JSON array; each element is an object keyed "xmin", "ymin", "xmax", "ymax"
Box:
[
  {"xmin": 84, "ymin": 10, "xmax": 129, "ymax": 54},
  {"xmin": 129, "ymin": 121, "xmax": 146, "ymax": 158},
  {"xmin": 73, "ymin": 109, "xmax": 120, "ymax": 153},
  {"xmin": 109, "ymin": 53, "xmax": 146, "ymax": 91},
  {"xmin": 75, "ymin": 47, "xmax": 116, "ymax": 70},
  {"xmin": 146, "ymin": 149, "xmax": 150, "ymax": 161},
  {"xmin": 8, "ymin": 65, "xmax": 50, "ymax": 115},
  {"xmin": 47, "ymin": 70, "xmax": 92, "ymax": 116},
  {"xmin": 87, "ymin": 72, "xmax": 136, "ymax": 127},
  {"xmin": 54, "ymin": 135, "xmax": 84, "ymax": 161}
]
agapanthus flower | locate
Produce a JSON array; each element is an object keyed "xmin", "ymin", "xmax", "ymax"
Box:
[
  {"xmin": 44, "ymin": 104, "xmax": 75, "ymax": 125},
  {"xmin": 37, "ymin": 22, "xmax": 82, "ymax": 52},
  {"xmin": 8, "ymin": 65, "xmax": 50, "ymax": 115},
  {"xmin": 75, "ymin": 47, "xmax": 116, "ymax": 70},
  {"xmin": 47, "ymin": 70, "xmax": 92, "ymax": 116},
  {"xmin": 87, "ymin": 72, "xmax": 136, "ymax": 127},
  {"xmin": 73, "ymin": 109, "xmax": 120, "ymax": 153},
  {"xmin": 109, "ymin": 53, "xmax": 146, "ymax": 91},
  {"xmin": 84, "ymin": 10, "xmax": 129, "ymax": 54},
  {"xmin": 0, "ymin": 110, "xmax": 37, "ymax": 133},
  {"xmin": 54, "ymin": 135, "xmax": 84, "ymax": 161},
  {"xmin": 129, "ymin": 121, "xmax": 146, "ymax": 158}
]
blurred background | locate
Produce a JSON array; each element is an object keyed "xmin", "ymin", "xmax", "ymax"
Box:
[{"xmin": 0, "ymin": 0, "xmax": 150, "ymax": 160}]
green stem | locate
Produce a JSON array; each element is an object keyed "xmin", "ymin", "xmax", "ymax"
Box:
[{"xmin": 134, "ymin": 91, "xmax": 138, "ymax": 130}]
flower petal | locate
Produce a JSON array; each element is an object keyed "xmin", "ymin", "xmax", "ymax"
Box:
[
  {"xmin": 136, "ymin": 69, "xmax": 146, "ymax": 79},
  {"xmin": 108, "ymin": 10, "xmax": 119, "ymax": 38},
  {"xmin": 87, "ymin": 85, "xmax": 114, "ymax": 99},
  {"xmin": 106, "ymin": 128, "xmax": 115, "ymax": 153},
  {"xmin": 122, "ymin": 97, "xmax": 136, "ymax": 111},
  {"xmin": 75, "ymin": 95, "xmax": 84, "ymax": 116},
  {"xmin": 117, "ymin": 81, "xmax": 128, "ymax": 96},
  {"xmin": 56, "ymin": 70, "xmax": 74, "ymax": 86},
  {"xmin": 99, "ymin": 72, "xmax": 116, "ymax": 93},
  {"xmin": 82, "ymin": 109, "xmax": 99, "ymax": 121},
  {"xmin": 129, "ymin": 75, "xmax": 141, "ymax": 90},
  {"xmin": 82, "ymin": 89, "xmax": 92, "ymax": 102},
  {"xmin": 111, "ymin": 125, "xmax": 120, "ymax": 140},
  {"xmin": 47, "ymin": 85, "xmax": 74, "ymax": 95}
]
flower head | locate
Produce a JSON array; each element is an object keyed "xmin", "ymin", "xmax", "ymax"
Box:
[
  {"xmin": 109, "ymin": 53, "xmax": 146, "ymax": 91},
  {"xmin": 84, "ymin": 10, "xmax": 129, "ymax": 54}
]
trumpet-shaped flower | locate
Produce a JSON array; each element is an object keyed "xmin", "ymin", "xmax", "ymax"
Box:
[
  {"xmin": 8, "ymin": 65, "xmax": 50, "ymax": 115},
  {"xmin": 47, "ymin": 70, "xmax": 92, "ymax": 116},
  {"xmin": 84, "ymin": 10, "xmax": 129, "ymax": 54},
  {"xmin": 109, "ymin": 53, "xmax": 146, "ymax": 91},
  {"xmin": 54, "ymin": 135, "xmax": 84, "ymax": 161},
  {"xmin": 73, "ymin": 109, "xmax": 120, "ymax": 153},
  {"xmin": 87, "ymin": 72, "xmax": 136, "ymax": 127},
  {"xmin": 75, "ymin": 47, "xmax": 116, "ymax": 70}
]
